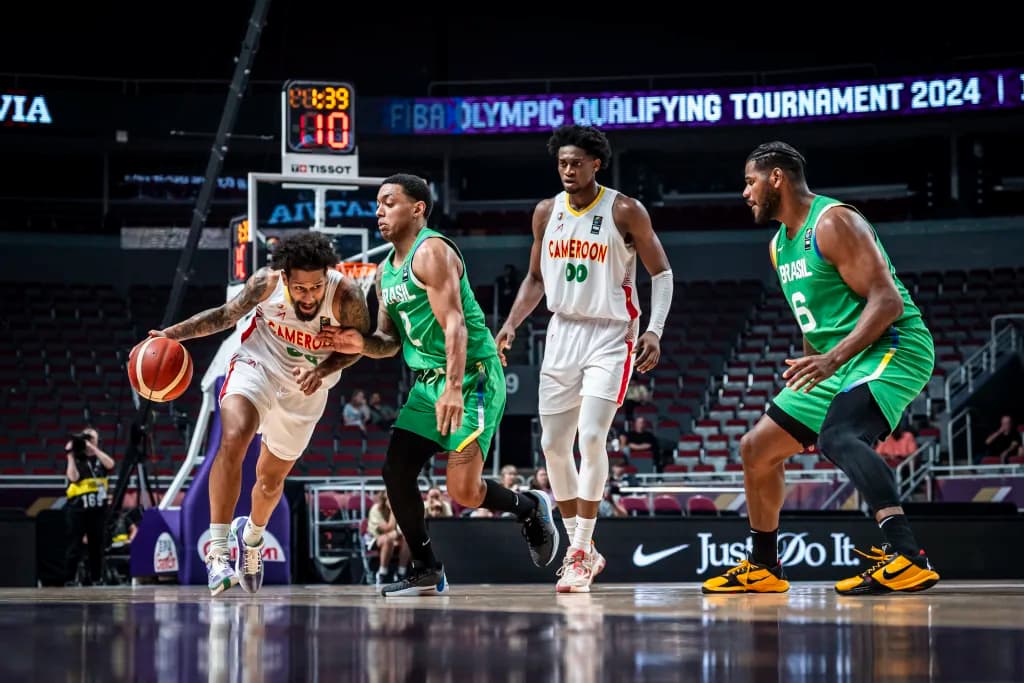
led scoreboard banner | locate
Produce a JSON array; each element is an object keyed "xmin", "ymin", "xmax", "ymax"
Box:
[
  {"xmin": 281, "ymin": 80, "xmax": 360, "ymax": 179},
  {"xmin": 377, "ymin": 68, "xmax": 1024, "ymax": 135}
]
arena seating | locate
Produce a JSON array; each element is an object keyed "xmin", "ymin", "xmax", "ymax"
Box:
[
  {"xmin": 0, "ymin": 282, "xmax": 404, "ymax": 478},
  {"xmin": 1, "ymin": 266, "xmax": 1022, "ymax": 480}
]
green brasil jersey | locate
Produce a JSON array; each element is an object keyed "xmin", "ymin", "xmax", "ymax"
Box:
[
  {"xmin": 771, "ymin": 194, "xmax": 926, "ymax": 354},
  {"xmin": 379, "ymin": 228, "xmax": 498, "ymax": 371}
]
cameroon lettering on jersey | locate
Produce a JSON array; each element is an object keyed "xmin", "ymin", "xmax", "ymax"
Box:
[
  {"xmin": 236, "ymin": 268, "xmax": 345, "ymax": 391},
  {"xmin": 547, "ymin": 238, "xmax": 609, "ymax": 263},
  {"xmin": 539, "ymin": 186, "xmax": 640, "ymax": 322}
]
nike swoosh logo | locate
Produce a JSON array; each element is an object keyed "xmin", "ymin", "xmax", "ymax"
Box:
[
  {"xmin": 632, "ymin": 543, "xmax": 690, "ymax": 567},
  {"xmin": 882, "ymin": 562, "xmax": 914, "ymax": 580}
]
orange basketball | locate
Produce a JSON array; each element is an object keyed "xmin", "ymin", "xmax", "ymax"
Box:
[{"xmin": 127, "ymin": 336, "xmax": 194, "ymax": 403}]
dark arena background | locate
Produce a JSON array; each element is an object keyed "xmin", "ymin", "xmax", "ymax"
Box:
[{"xmin": 1, "ymin": 9, "xmax": 1023, "ymax": 682}]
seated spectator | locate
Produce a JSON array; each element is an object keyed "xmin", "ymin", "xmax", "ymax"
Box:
[
  {"xmin": 598, "ymin": 483, "xmax": 628, "ymax": 518},
  {"xmin": 527, "ymin": 467, "xmax": 552, "ymax": 495},
  {"xmin": 424, "ymin": 487, "xmax": 454, "ymax": 519},
  {"xmin": 876, "ymin": 427, "xmax": 919, "ymax": 466},
  {"xmin": 499, "ymin": 464, "xmax": 521, "ymax": 492},
  {"xmin": 622, "ymin": 377, "xmax": 651, "ymax": 422},
  {"xmin": 343, "ymin": 390, "xmax": 371, "ymax": 432},
  {"xmin": 983, "ymin": 415, "xmax": 1021, "ymax": 464},
  {"xmin": 367, "ymin": 391, "xmax": 397, "ymax": 429},
  {"xmin": 609, "ymin": 461, "xmax": 637, "ymax": 489},
  {"xmin": 366, "ymin": 491, "xmax": 409, "ymax": 584},
  {"xmin": 624, "ymin": 417, "xmax": 663, "ymax": 471}
]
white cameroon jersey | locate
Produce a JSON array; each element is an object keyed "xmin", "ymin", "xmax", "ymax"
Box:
[
  {"xmin": 540, "ymin": 186, "xmax": 640, "ymax": 323},
  {"xmin": 234, "ymin": 269, "xmax": 344, "ymax": 391}
]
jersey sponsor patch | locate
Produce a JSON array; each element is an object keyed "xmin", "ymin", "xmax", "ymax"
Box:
[{"xmin": 590, "ymin": 215, "xmax": 603, "ymax": 235}]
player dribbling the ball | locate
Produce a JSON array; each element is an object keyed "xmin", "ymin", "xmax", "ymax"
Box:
[{"xmin": 152, "ymin": 232, "xmax": 370, "ymax": 596}]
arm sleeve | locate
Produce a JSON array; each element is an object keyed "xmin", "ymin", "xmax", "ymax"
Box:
[{"xmin": 645, "ymin": 270, "xmax": 674, "ymax": 338}]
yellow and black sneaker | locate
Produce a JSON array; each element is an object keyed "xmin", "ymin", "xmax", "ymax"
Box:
[
  {"xmin": 834, "ymin": 544, "xmax": 940, "ymax": 595},
  {"xmin": 701, "ymin": 558, "xmax": 790, "ymax": 594}
]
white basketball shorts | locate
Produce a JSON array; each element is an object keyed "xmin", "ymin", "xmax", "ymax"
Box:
[
  {"xmin": 219, "ymin": 356, "xmax": 329, "ymax": 460},
  {"xmin": 538, "ymin": 314, "xmax": 637, "ymax": 415}
]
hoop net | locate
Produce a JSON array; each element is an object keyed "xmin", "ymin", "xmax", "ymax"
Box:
[{"xmin": 337, "ymin": 261, "xmax": 378, "ymax": 295}]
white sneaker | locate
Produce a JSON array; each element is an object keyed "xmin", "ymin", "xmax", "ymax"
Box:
[
  {"xmin": 589, "ymin": 541, "xmax": 607, "ymax": 580},
  {"xmin": 205, "ymin": 549, "xmax": 237, "ymax": 597},
  {"xmin": 556, "ymin": 548, "xmax": 594, "ymax": 593}
]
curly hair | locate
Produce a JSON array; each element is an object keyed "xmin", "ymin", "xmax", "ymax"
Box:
[
  {"xmin": 269, "ymin": 231, "xmax": 339, "ymax": 274},
  {"xmin": 546, "ymin": 124, "xmax": 612, "ymax": 168},
  {"xmin": 746, "ymin": 141, "xmax": 807, "ymax": 181}
]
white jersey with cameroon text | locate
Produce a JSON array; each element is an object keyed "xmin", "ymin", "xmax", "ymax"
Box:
[
  {"xmin": 540, "ymin": 186, "xmax": 640, "ymax": 323},
  {"xmin": 233, "ymin": 269, "xmax": 344, "ymax": 391}
]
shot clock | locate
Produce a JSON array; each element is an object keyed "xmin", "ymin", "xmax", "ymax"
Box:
[{"xmin": 280, "ymin": 80, "xmax": 361, "ymax": 179}]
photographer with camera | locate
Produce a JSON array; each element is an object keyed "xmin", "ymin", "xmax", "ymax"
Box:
[{"xmin": 64, "ymin": 427, "xmax": 114, "ymax": 586}]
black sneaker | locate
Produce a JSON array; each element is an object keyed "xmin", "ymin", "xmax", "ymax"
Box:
[
  {"xmin": 520, "ymin": 489, "xmax": 560, "ymax": 567},
  {"xmin": 381, "ymin": 562, "xmax": 448, "ymax": 597}
]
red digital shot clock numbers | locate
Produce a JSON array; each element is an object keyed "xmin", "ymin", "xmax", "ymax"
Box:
[{"xmin": 283, "ymin": 80, "xmax": 355, "ymax": 154}]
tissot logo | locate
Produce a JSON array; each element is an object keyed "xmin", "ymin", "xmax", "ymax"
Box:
[
  {"xmin": 695, "ymin": 531, "xmax": 860, "ymax": 574},
  {"xmin": 289, "ymin": 163, "xmax": 354, "ymax": 176}
]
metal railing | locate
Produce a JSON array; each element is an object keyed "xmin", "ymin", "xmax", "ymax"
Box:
[
  {"xmin": 305, "ymin": 479, "xmax": 382, "ymax": 583},
  {"xmin": 945, "ymin": 408, "xmax": 974, "ymax": 467},
  {"xmin": 945, "ymin": 315, "xmax": 1023, "ymax": 410},
  {"xmin": 894, "ymin": 440, "xmax": 940, "ymax": 502},
  {"xmin": 943, "ymin": 314, "xmax": 1024, "ymax": 464}
]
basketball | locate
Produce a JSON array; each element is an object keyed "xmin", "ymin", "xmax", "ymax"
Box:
[{"xmin": 127, "ymin": 336, "xmax": 194, "ymax": 403}]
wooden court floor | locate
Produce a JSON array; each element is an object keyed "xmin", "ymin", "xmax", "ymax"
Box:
[{"xmin": 0, "ymin": 581, "xmax": 1021, "ymax": 681}]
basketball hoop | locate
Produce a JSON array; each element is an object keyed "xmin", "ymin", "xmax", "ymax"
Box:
[{"xmin": 337, "ymin": 261, "xmax": 378, "ymax": 295}]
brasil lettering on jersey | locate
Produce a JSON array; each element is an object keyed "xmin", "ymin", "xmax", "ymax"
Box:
[
  {"xmin": 381, "ymin": 282, "xmax": 416, "ymax": 306},
  {"xmin": 778, "ymin": 257, "xmax": 812, "ymax": 285}
]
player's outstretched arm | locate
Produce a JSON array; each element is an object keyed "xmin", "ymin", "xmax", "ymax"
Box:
[
  {"xmin": 783, "ymin": 208, "xmax": 904, "ymax": 393},
  {"xmin": 415, "ymin": 238, "xmax": 467, "ymax": 437},
  {"xmin": 362, "ymin": 267, "xmax": 402, "ymax": 358},
  {"xmin": 317, "ymin": 278, "xmax": 373, "ymax": 375},
  {"xmin": 156, "ymin": 267, "xmax": 276, "ymax": 341},
  {"xmin": 615, "ymin": 195, "xmax": 673, "ymax": 374},
  {"xmin": 495, "ymin": 198, "xmax": 553, "ymax": 366},
  {"xmin": 295, "ymin": 278, "xmax": 373, "ymax": 395},
  {"xmin": 322, "ymin": 266, "xmax": 402, "ymax": 359}
]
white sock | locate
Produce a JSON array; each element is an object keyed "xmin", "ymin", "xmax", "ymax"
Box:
[
  {"xmin": 398, "ymin": 565, "xmax": 408, "ymax": 577},
  {"xmin": 562, "ymin": 516, "xmax": 578, "ymax": 545},
  {"xmin": 571, "ymin": 516, "xmax": 596, "ymax": 553},
  {"xmin": 243, "ymin": 519, "xmax": 266, "ymax": 547},
  {"xmin": 210, "ymin": 524, "xmax": 230, "ymax": 555}
]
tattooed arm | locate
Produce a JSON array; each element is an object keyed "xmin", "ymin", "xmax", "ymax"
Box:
[
  {"xmin": 155, "ymin": 268, "xmax": 276, "ymax": 341},
  {"xmin": 317, "ymin": 267, "xmax": 401, "ymax": 359},
  {"xmin": 317, "ymin": 277, "xmax": 372, "ymax": 375}
]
